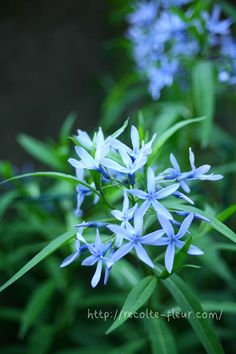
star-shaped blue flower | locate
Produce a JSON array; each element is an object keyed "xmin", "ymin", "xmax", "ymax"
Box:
[
  {"xmin": 128, "ymin": 167, "xmax": 179, "ymax": 219},
  {"xmin": 107, "ymin": 208, "xmax": 164, "ymax": 268},
  {"xmin": 81, "ymin": 229, "xmax": 113, "ymax": 288},
  {"xmin": 154, "ymin": 213, "xmax": 203, "ymax": 273}
]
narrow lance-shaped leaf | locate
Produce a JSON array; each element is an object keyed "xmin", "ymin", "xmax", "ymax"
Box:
[
  {"xmin": 0, "ymin": 229, "xmax": 76, "ymax": 293},
  {"xmin": 176, "ymin": 205, "xmax": 236, "ymax": 243},
  {"xmin": 19, "ymin": 280, "xmax": 56, "ymax": 338},
  {"xmin": 149, "ymin": 117, "xmax": 205, "ymax": 165},
  {"xmin": 0, "ymin": 172, "xmax": 99, "ymax": 196},
  {"xmin": 155, "ymin": 270, "xmax": 224, "ymax": 354},
  {"xmin": 192, "ymin": 61, "xmax": 215, "ymax": 147},
  {"xmin": 106, "ymin": 276, "xmax": 157, "ymax": 334},
  {"xmin": 148, "ymin": 317, "xmax": 177, "ymax": 354},
  {"xmin": 18, "ymin": 134, "xmax": 64, "ymax": 170}
]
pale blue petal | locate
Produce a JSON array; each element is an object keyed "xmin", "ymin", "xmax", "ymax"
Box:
[
  {"xmin": 158, "ymin": 214, "xmax": 174, "ymax": 237},
  {"xmin": 126, "ymin": 204, "xmax": 137, "ymax": 219},
  {"xmin": 139, "ymin": 200, "xmax": 151, "ymax": 214},
  {"xmin": 109, "ymin": 138, "xmax": 131, "ymax": 155},
  {"xmin": 173, "ymin": 191, "xmax": 194, "ymax": 205},
  {"xmin": 110, "ymin": 242, "xmax": 134, "ymax": 263},
  {"xmin": 111, "ymin": 210, "xmax": 123, "ymax": 221},
  {"xmin": 95, "ymin": 229, "xmax": 102, "ymax": 250},
  {"xmin": 134, "ymin": 243, "xmax": 154, "ymax": 268},
  {"xmin": 141, "ymin": 230, "xmax": 164, "ymax": 245},
  {"xmin": 131, "ymin": 125, "xmax": 140, "ymax": 152},
  {"xmin": 60, "ymin": 252, "xmax": 80, "ymax": 267},
  {"xmin": 180, "ymin": 180, "xmax": 190, "ymax": 193},
  {"xmin": 155, "ymin": 183, "xmax": 179, "ymax": 199},
  {"xmin": 123, "ymin": 192, "xmax": 129, "ymax": 211},
  {"xmin": 194, "ymin": 165, "xmax": 211, "ymax": 176},
  {"xmin": 165, "ymin": 243, "xmax": 175, "ymax": 273},
  {"xmin": 91, "ymin": 260, "xmax": 103, "ymax": 288},
  {"xmin": 75, "ymin": 168, "xmax": 84, "ymax": 180},
  {"xmin": 101, "ymin": 158, "xmax": 126, "ymax": 173},
  {"xmin": 147, "ymin": 167, "xmax": 156, "ymax": 194},
  {"xmin": 107, "ymin": 224, "xmax": 131, "ymax": 240},
  {"xmin": 120, "ymin": 149, "xmax": 132, "ymax": 167},
  {"xmin": 132, "ymin": 155, "xmax": 147, "ymax": 172},
  {"xmin": 187, "ymin": 245, "xmax": 204, "ymax": 255},
  {"xmin": 189, "ymin": 147, "xmax": 195, "ymax": 170},
  {"xmin": 176, "ymin": 213, "xmax": 194, "ymax": 239},
  {"xmin": 115, "ymin": 234, "xmax": 123, "ymax": 247},
  {"xmin": 128, "ymin": 189, "xmax": 147, "ymax": 199},
  {"xmin": 75, "ymin": 146, "xmax": 96, "ymax": 167},
  {"xmin": 82, "ymin": 255, "xmax": 97, "ymax": 266},
  {"xmin": 76, "ymin": 130, "xmax": 92, "ymax": 150},
  {"xmin": 152, "ymin": 200, "xmax": 173, "ymax": 220},
  {"xmin": 198, "ymin": 173, "xmax": 223, "ymax": 181},
  {"xmin": 68, "ymin": 158, "xmax": 84, "ymax": 169},
  {"xmin": 134, "ymin": 208, "xmax": 144, "ymax": 235},
  {"xmin": 152, "ymin": 237, "xmax": 170, "ymax": 246},
  {"xmin": 170, "ymin": 153, "xmax": 180, "ymax": 173},
  {"xmin": 104, "ymin": 265, "xmax": 111, "ymax": 285}
]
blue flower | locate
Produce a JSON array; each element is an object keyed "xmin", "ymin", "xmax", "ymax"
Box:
[
  {"xmin": 185, "ymin": 148, "xmax": 223, "ymax": 181},
  {"xmin": 111, "ymin": 192, "xmax": 137, "ymax": 226},
  {"xmin": 111, "ymin": 192, "xmax": 137, "ymax": 246},
  {"xmin": 82, "ymin": 229, "xmax": 113, "ymax": 288},
  {"xmin": 127, "ymin": 1, "xmax": 158, "ymax": 26},
  {"xmin": 69, "ymin": 125, "xmax": 128, "ymax": 178},
  {"xmin": 203, "ymin": 5, "xmax": 232, "ymax": 37},
  {"xmin": 155, "ymin": 213, "xmax": 203, "ymax": 273},
  {"xmin": 107, "ymin": 208, "xmax": 164, "ymax": 268},
  {"xmin": 164, "ymin": 149, "xmax": 223, "ymax": 193},
  {"xmin": 109, "ymin": 125, "xmax": 156, "ymax": 160},
  {"xmin": 127, "ymin": 1, "xmax": 236, "ymax": 99},
  {"xmin": 74, "ymin": 169, "xmax": 99, "ymax": 217},
  {"xmin": 60, "ymin": 228, "xmax": 87, "ymax": 268},
  {"xmin": 69, "ymin": 128, "xmax": 110, "ymax": 173},
  {"xmin": 128, "ymin": 167, "xmax": 179, "ymax": 219},
  {"xmin": 101, "ymin": 148, "xmax": 148, "ymax": 176}
]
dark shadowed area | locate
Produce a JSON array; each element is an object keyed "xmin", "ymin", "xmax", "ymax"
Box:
[{"xmin": 0, "ymin": 0, "xmax": 109, "ymax": 164}]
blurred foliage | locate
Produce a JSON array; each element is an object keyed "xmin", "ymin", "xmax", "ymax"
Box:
[{"xmin": 0, "ymin": 0, "xmax": 236, "ymax": 353}]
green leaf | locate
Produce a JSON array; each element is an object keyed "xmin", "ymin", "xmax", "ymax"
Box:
[
  {"xmin": 176, "ymin": 205, "xmax": 236, "ymax": 243},
  {"xmin": 109, "ymin": 338, "xmax": 146, "ymax": 354},
  {"xmin": 60, "ymin": 113, "xmax": 77, "ymax": 144},
  {"xmin": 0, "ymin": 190, "xmax": 18, "ymax": 218},
  {"xmin": 166, "ymin": 300, "xmax": 236, "ymax": 316},
  {"xmin": 148, "ymin": 317, "xmax": 177, "ymax": 354},
  {"xmin": 19, "ymin": 281, "xmax": 56, "ymax": 338},
  {"xmin": 0, "ymin": 172, "xmax": 99, "ymax": 196},
  {"xmin": 157, "ymin": 271, "xmax": 224, "ymax": 354},
  {"xmin": 106, "ymin": 275, "xmax": 157, "ymax": 334},
  {"xmin": 0, "ymin": 229, "xmax": 76, "ymax": 293},
  {"xmin": 18, "ymin": 134, "xmax": 63, "ymax": 170},
  {"xmin": 192, "ymin": 61, "xmax": 215, "ymax": 147},
  {"xmin": 149, "ymin": 117, "xmax": 205, "ymax": 165},
  {"xmin": 101, "ymin": 73, "xmax": 146, "ymax": 129}
]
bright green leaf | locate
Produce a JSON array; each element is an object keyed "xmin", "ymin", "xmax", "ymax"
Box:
[{"xmin": 106, "ymin": 276, "xmax": 157, "ymax": 334}]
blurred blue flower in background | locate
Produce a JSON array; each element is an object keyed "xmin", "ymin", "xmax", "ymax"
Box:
[{"xmin": 127, "ymin": 0, "xmax": 236, "ymax": 99}]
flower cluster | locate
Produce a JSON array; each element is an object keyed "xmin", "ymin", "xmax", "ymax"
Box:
[
  {"xmin": 61, "ymin": 123, "xmax": 222, "ymax": 287},
  {"xmin": 127, "ymin": 0, "xmax": 236, "ymax": 99}
]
